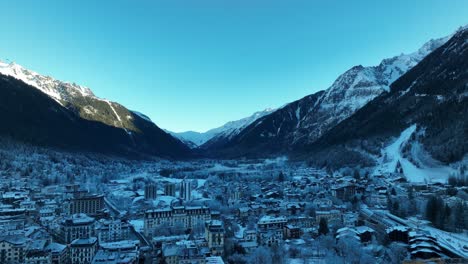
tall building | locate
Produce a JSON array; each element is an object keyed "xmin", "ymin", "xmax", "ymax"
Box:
[
  {"xmin": 180, "ymin": 179, "xmax": 191, "ymax": 201},
  {"xmin": 67, "ymin": 194, "xmax": 105, "ymax": 216},
  {"xmin": 164, "ymin": 182, "xmax": 176, "ymax": 197},
  {"xmin": 144, "ymin": 183, "xmax": 157, "ymax": 200},
  {"xmin": 205, "ymin": 220, "xmax": 225, "ymax": 256}
]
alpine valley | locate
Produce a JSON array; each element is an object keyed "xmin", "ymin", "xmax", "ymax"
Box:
[
  {"xmin": 0, "ymin": 6, "xmax": 467, "ymax": 263},
  {"xmin": 1, "ymin": 26, "xmax": 467, "ymax": 171}
]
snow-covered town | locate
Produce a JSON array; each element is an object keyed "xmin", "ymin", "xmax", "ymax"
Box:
[
  {"xmin": 0, "ymin": 2, "xmax": 467, "ymax": 264},
  {"xmin": 0, "ymin": 139, "xmax": 466, "ymax": 264}
]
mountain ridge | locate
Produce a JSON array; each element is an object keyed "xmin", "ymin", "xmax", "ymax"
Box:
[
  {"xmin": 200, "ymin": 31, "xmax": 451, "ymax": 158},
  {"xmin": 168, "ymin": 108, "xmax": 275, "ymax": 147},
  {"xmin": 297, "ymin": 27, "xmax": 468, "ymax": 167},
  {"xmin": 0, "ymin": 61, "xmax": 191, "ymax": 159}
]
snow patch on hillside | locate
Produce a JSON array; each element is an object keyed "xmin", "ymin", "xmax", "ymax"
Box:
[
  {"xmin": 105, "ymin": 100, "xmax": 122, "ymax": 127},
  {"xmin": 374, "ymin": 125, "xmax": 454, "ymax": 183}
]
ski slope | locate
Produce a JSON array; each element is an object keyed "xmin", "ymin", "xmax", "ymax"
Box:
[{"xmin": 374, "ymin": 125, "xmax": 454, "ymax": 183}]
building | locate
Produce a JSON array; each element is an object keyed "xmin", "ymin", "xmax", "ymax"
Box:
[
  {"xmin": 46, "ymin": 242, "xmax": 68, "ymax": 264},
  {"xmin": 257, "ymin": 216, "xmax": 287, "ymax": 247},
  {"xmin": 315, "ymin": 210, "xmax": 341, "ymax": 225},
  {"xmin": 336, "ymin": 226, "xmax": 375, "ymax": 244},
  {"xmin": 67, "ymin": 194, "xmax": 105, "ymax": 215},
  {"xmin": 206, "ymin": 256, "xmax": 225, "ymax": 264},
  {"xmin": 284, "ymin": 224, "xmax": 301, "ymax": 239},
  {"xmin": 205, "ymin": 220, "xmax": 225, "ymax": 256},
  {"xmin": 144, "ymin": 183, "xmax": 157, "ymax": 200},
  {"xmin": 162, "ymin": 244, "xmax": 181, "ymax": 264},
  {"xmin": 144, "ymin": 206, "xmax": 211, "ymax": 236},
  {"xmin": 25, "ymin": 250, "xmax": 52, "ymax": 264},
  {"xmin": 0, "ymin": 235, "xmax": 28, "ymax": 263},
  {"xmin": 64, "ymin": 184, "xmax": 87, "ymax": 198},
  {"xmin": 180, "ymin": 179, "xmax": 192, "ymax": 201},
  {"xmin": 60, "ymin": 214, "xmax": 96, "ymax": 243},
  {"xmin": 228, "ymin": 187, "xmax": 242, "ymax": 205},
  {"xmin": 164, "ymin": 183, "xmax": 176, "ymax": 197},
  {"xmin": 257, "ymin": 216, "xmax": 287, "ymax": 231},
  {"xmin": 25, "ymin": 239, "xmax": 52, "ymax": 264},
  {"xmin": 161, "ymin": 242, "xmax": 206, "ymax": 264},
  {"xmin": 97, "ymin": 219, "xmax": 131, "ymax": 243},
  {"xmin": 0, "ymin": 215, "xmax": 26, "ymax": 231},
  {"xmin": 179, "ymin": 242, "xmax": 205, "ymax": 264},
  {"xmin": 91, "ymin": 250, "xmax": 139, "ymax": 264},
  {"xmin": 70, "ymin": 237, "xmax": 98, "ymax": 264},
  {"xmin": 331, "ymin": 183, "xmax": 356, "ymax": 201}
]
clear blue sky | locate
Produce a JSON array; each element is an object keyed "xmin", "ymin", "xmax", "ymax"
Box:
[{"xmin": 0, "ymin": 1, "xmax": 466, "ymax": 132}]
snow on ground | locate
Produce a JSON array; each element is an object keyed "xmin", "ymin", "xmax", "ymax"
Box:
[
  {"xmin": 235, "ymin": 224, "xmax": 246, "ymax": 239},
  {"xmin": 287, "ymin": 258, "xmax": 327, "ymax": 264},
  {"xmin": 105, "ymin": 100, "xmax": 123, "ymax": 126},
  {"xmin": 423, "ymin": 226, "xmax": 468, "ymax": 258},
  {"xmin": 374, "ymin": 125, "xmax": 454, "ymax": 183},
  {"xmin": 110, "ymin": 190, "xmax": 136, "ymax": 199},
  {"xmin": 406, "ymin": 217, "xmax": 468, "ymax": 258},
  {"xmin": 152, "ymin": 195, "xmax": 177, "ymax": 206},
  {"xmin": 129, "ymin": 219, "xmax": 144, "ymax": 233}
]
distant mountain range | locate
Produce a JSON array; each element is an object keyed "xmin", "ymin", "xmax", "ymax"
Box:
[
  {"xmin": 0, "ymin": 25, "xmax": 466, "ymax": 166},
  {"xmin": 167, "ymin": 108, "xmax": 275, "ymax": 148}
]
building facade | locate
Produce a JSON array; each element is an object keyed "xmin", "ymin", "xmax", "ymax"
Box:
[
  {"xmin": 70, "ymin": 237, "xmax": 98, "ymax": 264},
  {"xmin": 68, "ymin": 194, "xmax": 105, "ymax": 215},
  {"xmin": 60, "ymin": 214, "xmax": 96, "ymax": 244},
  {"xmin": 179, "ymin": 180, "xmax": 191, "ymax": 201},
  {"xmin": 164, "ymin": 183, "xmax": 176, "ymax": 197},
  {"xmin": 144, "ymin": 183, "xmax": 157, "ymax": 200},
  {"xmin": 144, "ymin": 206, "xmax": 211, "ymax": 236},
  {"xmin": 205, "ymin": 220, "xmax": 225, "ymax": 256}
]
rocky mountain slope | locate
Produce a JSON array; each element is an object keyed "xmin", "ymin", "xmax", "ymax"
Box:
[
  {"xmin": 299, "ymin": 26, "xmax": 468, "ymax": 168},
  {"xmin": 0, "ymin": 61, "xmax": 190, "ymax": 158},
  {"xmin": 202, "ymin": 33, "xmax": 450, "ymax": 158}
]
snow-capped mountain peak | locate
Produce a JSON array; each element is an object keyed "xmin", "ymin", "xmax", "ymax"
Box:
[
  {"xmin": 169, "ymin": 108, "xmax": 275, "ymax": 148},
  {"xmin": 305, "ymin": 34, "xmax": 450, "ymax": 141},
  {"xmin": 200, "ymin": 30, "xmax": 454, "ymax": 157},
  {"xmin": 0, "ymin": 59, "xmax": 95, "ymax": 105}
]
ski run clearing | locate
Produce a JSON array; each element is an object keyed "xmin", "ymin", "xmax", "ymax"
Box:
[{"xmin": 373, "ymin": 124, "xmax": 455, "ymax": 183}]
